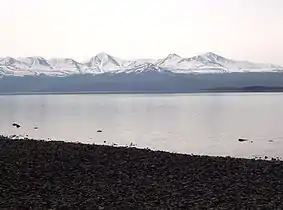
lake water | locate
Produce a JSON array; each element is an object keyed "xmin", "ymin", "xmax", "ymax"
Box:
[{"xmin": 1, "ymin": 93, "xmax": 283, "ymax": 159}]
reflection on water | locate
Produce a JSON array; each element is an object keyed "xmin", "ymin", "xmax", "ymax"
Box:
[{"xmin": 1, "ymin": 93, "xmax": 283, "ymax": 159}]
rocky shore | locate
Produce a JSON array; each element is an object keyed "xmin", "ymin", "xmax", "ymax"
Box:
[{"xmin": 1, "ymin": 136, "xmax": 283, "ymax": 209}]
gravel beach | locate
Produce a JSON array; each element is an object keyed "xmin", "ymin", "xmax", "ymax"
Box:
[{"xmin": 1, "ymin": 136, "xmax": 283, "ymax": 209}]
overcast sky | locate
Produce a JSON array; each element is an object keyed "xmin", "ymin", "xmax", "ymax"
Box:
[{"xmin": 0, "ymin": 0, "xmax": 282, "ymax": 64}]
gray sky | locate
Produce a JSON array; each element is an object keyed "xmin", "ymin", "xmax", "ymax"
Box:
[{"xmin": 0, "ymin": 0, "xmax": 282, "ymax": 64}]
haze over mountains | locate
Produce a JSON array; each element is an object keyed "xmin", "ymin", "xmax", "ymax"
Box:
[{"xmin": 0, "ymin": 52, "xmax": 282, "ymax": 77}]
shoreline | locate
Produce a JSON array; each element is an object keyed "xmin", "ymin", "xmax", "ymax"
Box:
[
  {"xmin": 1, "ymin": 136, "xmax": 283, "ymax": 209},
  {"xmin": 1, "ymin": 90, "xmax": 283, "ymax": 95}
]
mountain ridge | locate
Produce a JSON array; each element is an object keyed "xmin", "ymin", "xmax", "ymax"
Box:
[{"xmin": 0, "ymin": 52, "xmax": 282, "ymax": 77}]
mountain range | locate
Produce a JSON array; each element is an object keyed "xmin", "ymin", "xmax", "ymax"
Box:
[{"xmin": 1, "ymin": 52, "xmax": 282, "ymax": 77}]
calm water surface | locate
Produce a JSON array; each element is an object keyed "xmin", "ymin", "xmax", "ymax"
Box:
[{"xmin": 1, "ymin": 93, "xmax": 283, "ymax": 159}]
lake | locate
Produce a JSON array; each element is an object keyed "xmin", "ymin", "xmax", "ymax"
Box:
[{"xmin": 1, "ymin": 93, "xmax": 283, "ymax": 159}]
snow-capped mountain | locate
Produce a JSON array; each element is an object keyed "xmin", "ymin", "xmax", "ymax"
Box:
[
  {"xmin": 0, "ymin": 52, "xmax": 282, "ymax": 77},
  {"xmin": 156, "ymin": 52, "xmax": 282, "ymax": 73},
  {"xmin": 156, "ymin": 53, "xmax": 182, "ymax": 68},
  {"xmin": 85, "ymin": 53, "xmax": 124, "ymax": 73}
]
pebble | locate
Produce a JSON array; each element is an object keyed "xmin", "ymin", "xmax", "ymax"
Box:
[
  {"xmin": 1, "ymin": 136, "xmax": 283, "ymax": 209},
  {"xmin": 12, "ymin": 123, "xmax": 21, "ymax": 128}
]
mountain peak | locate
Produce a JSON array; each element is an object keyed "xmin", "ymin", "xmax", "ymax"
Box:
[
  {"xmin": 190, "ymin": 52, "xmax": 226, "ymax": 63},
  {"xmin": 166, "ymin": 53, "xmax": 182, "ymax": 60},
  {"xmin": 155, "ymin": 53, "xmax": 182, "ymax": 67},
  {"xmin": 95, "ymin": 52, "xmax": 111, "ymax": 59},
  {"xmin": 26, "ymin": 56, "xmax": 46, "ymax": 60},
  {"xmin": 0, "ymin": 57, "xmax": 20, "ymax": 65},
  {"xmin": 202, "ymin": 52, "xmax": 223, "ymax": 59},
  {"xmin": 21, "ymin": 56, "xmax": 50, "ymax": 67},
  {"xmin": 85, "ymin": 52, "xmax": 123, "ymax": 72},
  {"xmin": 203, "ymin": 52, "xmax": 218, "ymax": 56},
  {"xmin": 90, "ymin": 52, "xmax": 116, "ymax": 63}
]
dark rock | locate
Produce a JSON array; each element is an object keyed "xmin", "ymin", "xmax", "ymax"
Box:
[
  {"xmin": 34, "ymin": 127, "xmax": 39, "ymax": 130},
  {"xmin": 12, "ymin": 123, "xmax": 21, "ymax": 128},
  {"xmin": 238, "ymin": 138, "xmax": 248, "ymax": 142},
  {"xmin": 9, "ymin": 134, "xmax": 17, "ymax": 139},
  {"xmin": 129, "ymin": 142, "xmax": 137, "ymax": 147},
  {"xmin": 97, "ymin": 130, "xmax": 102, "ymax": 133}
]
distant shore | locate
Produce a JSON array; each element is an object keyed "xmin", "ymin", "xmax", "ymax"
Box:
[
  {"xmin": 1, "ymin": 87, "xmax": 283, "ymax": 95},
  {"xmin": 2, "ymin": 72, "xmax": 283, "ymax": 94},
  {"xmin": 0, "ymin": 91, "xmax": 198, "ymax": 95},
  {"xmin": 1, "ymin": 136, "xmax": 283, "ymax": 209}
]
